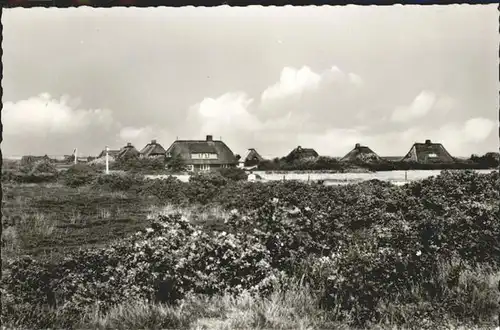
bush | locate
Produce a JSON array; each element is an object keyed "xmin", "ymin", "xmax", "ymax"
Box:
[
  {"xmin": 2, "ymin": 171, "xmax": 59, "ymax": 183},
  {"xmin": 62, "ymin": 164, "xmax": 100, "ymax": 187},
  {"xmin": 217, "ymin": 167, "xmax": 248, "ymax": 181},
  {"xmin": 3, "ymin": 170, "xmax": 500, "ymax": 329},
  {"xmin": 94, "ymin": 173, "xmax": 144, "ymax": 191},
  {"xmin": 139, "ymin": 176, "xmax": 188, "ymax": 205},
  {"xmin": 113, "ymin": 157, "xmax": 165, "ymax": 174},
  {"xmin": 187, "ymin": 172, "xmax": 229, "ymax": 205}
]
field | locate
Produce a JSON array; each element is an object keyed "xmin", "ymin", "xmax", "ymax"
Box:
[{"xmin": 1, "ymin": 168, "xmax": 500, "ymax": 329}]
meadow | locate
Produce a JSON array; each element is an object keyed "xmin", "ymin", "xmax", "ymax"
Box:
[{"xmin": 1, "ymin": 163, "xmax": 500, "ymax": 329}]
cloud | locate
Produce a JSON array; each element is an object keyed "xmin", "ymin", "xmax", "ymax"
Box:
[
  {"xmin": 190, "ymin": 92, "xmax": 261, "ymax": 134},
  {"xmin": 390, "ymin": 91, "xmax": 437, "ymax": 123},
  {"xmin": 261, "ymin": 66, "xmax": 321, "ymax": 103},
  {"xmin": 3, "ymin": 93, "xmax": 114, "ymax": 136},
  {"xmin": 348, "ymin": 73, "xmax": 364, "ymax": 87},
  {"xmin": 462, "ymin": 117, "xmax": 496, "ymax": 143},
  {"xmin": 119, "ymin": 126, "xmax": 154, "ymax": 142},
  {"xmin": 185, "ymin": 65, "xmax": 496, "ymax": 158},
  {"xmin": 2, "ymin": 93, "xmax": 118, "ymax": 155}
]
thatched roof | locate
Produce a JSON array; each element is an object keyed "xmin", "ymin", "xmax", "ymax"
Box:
[
  {"xmin": 21, "ymin": 155, "xmax": 51, "ymax": 165},
  {"xmin": 140, "ymin": 140, "xmax": 166, "ymax": 157},
  {"xmin": 116, "ymin": 143, "xmax": 140, "ymax": 160},
  {"xmin": 286, "ymin": 146, "xmax": 319, "ymax": 160},
  {"xmin": 165, "ymin": 135, "xmax": 238, "ymax": 165},
  {"xmin": 341, "ymin": 143, "xmax": 382, "ymax": 163},
  {"xmin": 97, "ymin": 149, "xmax": 120, "ymax": 158},
  {"xmin": 402, "ymin": 139, "xmax": 455, "ymax": 163},
  {"xmin": 241, "ymin": 148, "xmax": 265, "ymax": 163}
]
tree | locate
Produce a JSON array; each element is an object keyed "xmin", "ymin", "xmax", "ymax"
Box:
[{"xmin": 167, "ymin": 154, "xmax": 186, "ymax": 173}]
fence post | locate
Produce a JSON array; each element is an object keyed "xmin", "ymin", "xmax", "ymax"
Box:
[{"xmin": 105, "ymin": 146, "xmax": 109, "ymax": 175}]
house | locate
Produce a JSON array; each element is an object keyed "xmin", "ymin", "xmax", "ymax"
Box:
[
  {"xmin": 164, "ymin": 135, "xmax": 238, "ymax": 172},
  {"xmin": 97, "ymin": 149, "xmax": 120, "ymax": 160},
  {"xmin": 76, "ymin": 156, "xmax": 90, "ymax": 163},
  {"xmin": 21, "ymin": 155, "xmax": 51, "ymax": 166},
  {"xmin": 286, "ymin": 146, "xmax": 319, "ymax": 161},
  {"xmin": 401, "ymin": 139, "xmax": 455, "ymax": 163},
  {"xmin": 340, "ymin": 143, "xmax": 382, "ymax": 163},
  {"xmin": 140, "ymin": 140, "xmax": 167, "ymax": 158},
  {"xmin": 239, "ymin": 148, "xmax": 265, "ymax": 167},
  {"xmin": 116, "ymin": 142, "xmax": 140, "ymax": 161}
]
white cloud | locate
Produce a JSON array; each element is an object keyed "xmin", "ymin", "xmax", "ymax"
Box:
[
  {"xmin": 261, "ymin": 66, "xmax": 364, "ymax": 106},
  {"xmin": 2, "ymin": 93, "xmax": 119, "ymax": 156},
  {"xmin": 3, "ymin": 93, "xmax": 114, "ymax": 137},
  {"xmin": 390, "ymin": 90, "xmax": 437, "ymax": 123},
  {"xmin": 433, "ymin": 95, "xmax": 456, "ymax": 114},
  {"xmin": 260, "ymin": 66, "xmax": 322, "ymax": 103},
  {"xmin": 348, "ymin": 73, "xmax": 364, "ymax": 87},
  {"xmin": 462, "ymin": 117, "xmax": 496, "ymax": 142},
  {"xmin": 119, "ymin": 126, "xmax": 155, "ymax": 144},
  {"xmin": 192, "ymin": 92, "xmax": 261, "ymax": 134}
]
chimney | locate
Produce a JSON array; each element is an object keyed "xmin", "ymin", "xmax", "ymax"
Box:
[
  {"xmin": 127, "ymin": 142, "xmax": 132, "ymax": 147},
  {"xmin": 206, "ymin": 135, "xmax": 213, "ymax": 141},
  {"xmin": 355, "ymin": 143, "xmax": 361, "ymax": 149},
  {"xmin": 425, "ymin": 139, "xmax": 431, "ymax": 145},
  {"xmin": 151, "ymin": 139, "xmax": 157, "ymax": 144}
]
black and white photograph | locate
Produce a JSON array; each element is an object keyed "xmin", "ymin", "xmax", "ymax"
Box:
[{"xmin": 1, "ymin": 4, "xmax": 499, "ymax": 329}]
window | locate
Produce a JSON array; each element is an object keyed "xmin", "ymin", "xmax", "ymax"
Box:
[
  {"xmin": 166, "ymin": 152, "xmax": 172, "ymax": 158},
  {"xmin": 428, "ymin": 153, "xmax": 438, "ymax": 158},
  {"xmin": 191, "ymin": 153, "xmax": 218, "ymax": 160},
  {"xmin": 200, "ymin": 164, "xmax": 210, "ymax": 171},
  {"xmin": 187, "ymin": 165, "xmax": 194, "ymax": 172}
]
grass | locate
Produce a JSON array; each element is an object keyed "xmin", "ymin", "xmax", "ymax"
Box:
[
  {"xmin": 78, "ymin": 273, "xmax": 500, "ymax": 330},
  {"xmin": 1, "ymin": 182, "xmax": 152, "ymax": 262},
  {"xmin": 80, "ymin": 281, "xmax": 341, "ymax": 330}
]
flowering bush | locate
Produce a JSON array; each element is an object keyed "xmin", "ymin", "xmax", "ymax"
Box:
[
  {"xmin": 94, "ymin": 173, "xmax": 144, "ymax": 192},
  {"xmin": 2, "ymin": 170, "xmax": 499, "ymax": 328},
  {"xmin": 62, "ymin": 164, "xmax": 101, "ymax": 187}
]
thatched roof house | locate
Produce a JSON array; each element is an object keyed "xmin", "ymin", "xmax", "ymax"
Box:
[
  {"xmin": 140, "ymin": 140, "xmax": 167, "ymax": 158},
  {"xmin": 286, "ymin": 146, "xmax": 319, "ymax": 161},
  {"xmin": 240, "ymin": 148, "xmax": 265, "ymax": 167},
  {"xmin": 116, "ymin": 142, "xmax": 140, "ymax": 160},
  {"xmin": 21, "ymin": 155, "xmax": 51, "ymax": 166},
  {"xmin": 165, "ymin": 135, "xmax": 238, "ymax": 172},
  {"xmin": 341, "ymin": 143, "xmax": 382, "ymax": 163},
  {"xmin": 401, "ymin": 139, "xmax": 455, "ymax": 163},
  {"xmin": 97, "ymin": 149, "xmax": 120, "ymax": 159}
]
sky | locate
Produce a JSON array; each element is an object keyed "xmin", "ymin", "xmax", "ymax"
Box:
[{"xmin": 2, "ymin": 5, "xmax": 499, "ymax": 158}]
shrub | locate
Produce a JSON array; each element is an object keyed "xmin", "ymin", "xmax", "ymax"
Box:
[
  {"xmin": 139, "ymin": 176, "xmax": 188, "ymax": 205},
  {"xmin": 2, "ymin": 171, "xmax": 59, "ymax": 183},
  {"xmin": 3, "ymin": 170, "xmax": 500, "ymax": 329},
  {"xmin": 94, "ymin": 173, "xmax": 144, "ymax": 191},
  {"xmin": 113, "ymin": 157, "xmax": 165, "ymax": 174},
  {"xmin": 30, "ymin": 160, "xmax": 58, "ymax": 174},
  {"xmin": 62, "ymin": 163, "xmax": 100, "ymax": 187},
  {"xmin": 217, "ymin": 167, "xmax": 248, "ymax": 181},
  {"xmin": 187, "ymin": 172, "xmax": 229, "ymax": 205},
  {"xmin": 166, "ymin": 154, "xmax": 186, "ymax": 173}
]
